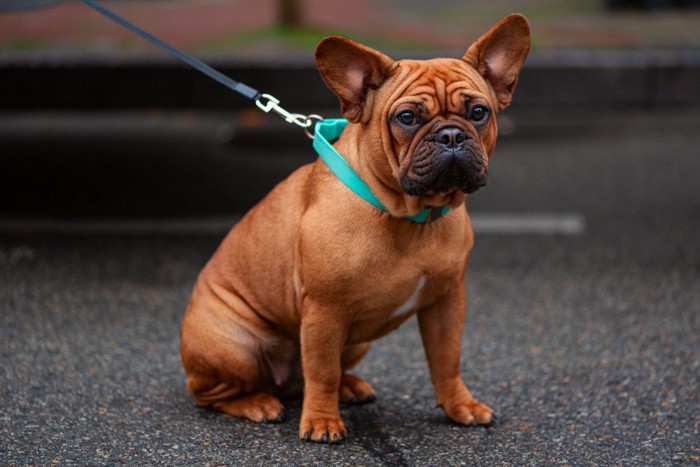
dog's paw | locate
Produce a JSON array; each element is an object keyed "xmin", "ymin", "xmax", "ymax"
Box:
[
  {"xmin": 444, "ymin": 399, "xmax": 495, "ymax": 426},
  {"xmin": 299, "ymin": 416, "xmax": 347, "ymax": 444},
  {"xmin": 339, "ymin": 374, "xmax": 376, "ymax": 404},
  {"xmin": 213, "ymin": 392, "xmax": 285, "ymax": 423}
]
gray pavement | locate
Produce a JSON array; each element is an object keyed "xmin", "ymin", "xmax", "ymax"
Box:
[{"xmin": 1, "ymin": 109, "xmax": 700, "ymax": 465}]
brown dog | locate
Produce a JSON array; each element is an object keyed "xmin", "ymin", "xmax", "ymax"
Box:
[{"xmin": 180, "ymin": 14, "xmax": 530, "ymax": 444}]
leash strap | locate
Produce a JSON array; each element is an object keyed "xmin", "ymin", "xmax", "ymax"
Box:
[
  {"xmin": 79, "ymin": 0, "xmax": 260, "ymax": 101},
  {"xmin": 79, "ymin": 0, "xmax": 321, "ymax": 132},
  {"xmin": 313, "ymin": 119, "xmax": 450, "ymax": 223},
  {"xmin": 79, "ymin": 0, "xmax": 446, "ymax": 222}
]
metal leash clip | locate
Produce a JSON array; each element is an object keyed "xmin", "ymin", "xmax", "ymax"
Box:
[{"xmin": 255, "ymin": 94, "xmax": 323, "ymax": 139}]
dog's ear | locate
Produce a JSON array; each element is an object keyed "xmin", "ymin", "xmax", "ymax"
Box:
[
  {"xmin": 463, "ymin": 14, "xmax": 531, "ymax": 111},
  {"xmin": 316, "ymin": 36, "xmax": 394, "ymax": 123}
]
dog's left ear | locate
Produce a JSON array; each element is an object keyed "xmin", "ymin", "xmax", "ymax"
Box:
[
  {"xmin": 463, "ymin": 14, "xmax": 531, "ymax": 111},
  {"xmin": 316, "ymin": 36, "xmax": 394, "ymax": 123}
]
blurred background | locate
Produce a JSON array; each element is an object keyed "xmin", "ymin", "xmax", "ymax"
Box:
[
  {"xmin": 2, "ymin": 0, "xmax": 700, "ymax": 54},
  {"xmin": 1, "ymin": 1, "xmax": 699, "ymax": 465},
  {"xmin": 1, "ymin": 0, "xmax": 699, "ymax": 220}
]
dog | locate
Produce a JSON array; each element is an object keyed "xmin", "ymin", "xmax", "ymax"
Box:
[{"xmin": 180, "ymin": 14, "xmax": 530, "ymax": 444}]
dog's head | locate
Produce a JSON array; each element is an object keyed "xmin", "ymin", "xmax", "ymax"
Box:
[{"xmin": 316, "ymin": 14, "xmax": 530, "ymax": 201}]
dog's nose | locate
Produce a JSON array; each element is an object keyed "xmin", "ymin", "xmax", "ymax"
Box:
[{"xmin": 436, "ymin": 127, "xmax": 467, "ymax": 149}]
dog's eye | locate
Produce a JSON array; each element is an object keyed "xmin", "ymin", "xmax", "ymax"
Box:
[
  {"xmin": 468, "ymin": 105, "xmax": 489, "ymax": 123},
  {"xmin": 397, "ymin": 110, "xmax": 418, "ymax": 126}
]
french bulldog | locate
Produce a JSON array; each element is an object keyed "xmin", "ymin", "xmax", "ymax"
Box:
[{"xmin": 180, "ymin": 13, "xmax": 530, "ymax": 444}]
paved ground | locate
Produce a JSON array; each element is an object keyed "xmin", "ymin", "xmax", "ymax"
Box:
[
  {"xmin": 2, "ymin": 0, "xmax": 700, "ymax": 465},
  {"xmin": 1, "ymin": 109, "xmax": 699, "ymax": 465}
]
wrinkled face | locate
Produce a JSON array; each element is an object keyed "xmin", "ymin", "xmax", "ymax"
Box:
[{"xmin": 385, "ymin": 59, "xmax": 498, "ymax": 197}]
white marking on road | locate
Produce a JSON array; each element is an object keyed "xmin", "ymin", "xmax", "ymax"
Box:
[
  {"xmin": 392, "ymin": 275, "xmax": 427, "ymax": 319},
  {"xmin": 0, "ymin": 212, "xmax": 585, "ymax": 236},
  {"xmin": 0, "ymin": 218, "xmax": 239, "ymax": 235},
  {"xmin": 471, "ymin": 213, "xmax": 585, "ymax": 235}
]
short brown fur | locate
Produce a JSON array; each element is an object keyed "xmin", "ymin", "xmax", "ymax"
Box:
[{"xmin": 180, "ymin": 14, "xmax": 531, "ymax": 443}]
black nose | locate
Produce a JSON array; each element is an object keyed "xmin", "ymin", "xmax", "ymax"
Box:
[{"xmin": 436, "ymin": 127, "xmax": 466, "ymax": 149}]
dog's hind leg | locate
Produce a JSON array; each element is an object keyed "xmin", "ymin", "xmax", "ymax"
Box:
[
  {"xmin": 339, "ymin": 343, "xmax": 376, "ymax": 404},
  {"xmin": 214, "ymin": 393, "xmax": 285, "ymax": 423},
  {"xmin": 181, "ymin": 301, "xmax": 287, "ymax": 423},
  {"xmin": 186, "ymin": 372, "xmax": 285, "ymax": 423}
]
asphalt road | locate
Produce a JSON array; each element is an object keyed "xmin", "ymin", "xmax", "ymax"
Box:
[{"xmin": 1, "ymin": 109, "xmax": 699, "ymax": 465}]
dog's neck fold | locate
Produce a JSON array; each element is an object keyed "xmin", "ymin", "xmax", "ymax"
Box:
[{"xmin": 332, "ymin": 122, "xmax": 467, "ymax": 220}]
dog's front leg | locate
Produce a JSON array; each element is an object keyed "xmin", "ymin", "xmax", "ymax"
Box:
[
  {"xmin": 299, "ymin": 300, "xmax": 348, "ymax": 443},
  {"xmin": 417, "ymin": 282, "xmax": 495, "ymax": 426}
]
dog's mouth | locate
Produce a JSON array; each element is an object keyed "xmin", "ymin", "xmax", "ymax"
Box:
[
  {"xmin": 400, "ymin": 162, "xmax": 487, "ymax": 196},
  {"xmin": 399, "ymin": 127, "xmax": 488, "ymax": 196}
]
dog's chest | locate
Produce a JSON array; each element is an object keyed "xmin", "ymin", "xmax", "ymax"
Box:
[
  {"xmin": 298, "ymin": 204, "xmax": 472, "ymax": 343},
  {"xmin": 391, "ymin": 274, "xmax": 427, "ymax": 320},
  {"xmin": 346, "ymin": 270, "xmax": 447, "ymax": 344}
]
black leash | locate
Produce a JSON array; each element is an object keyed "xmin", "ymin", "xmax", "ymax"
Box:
[
  {"xmin": 78, "ymin": 0, "xmax": 321, "ymax": 135},
  {"xmin": 80, "ymin": 0, "xmax": 259, "ymax": 100}
]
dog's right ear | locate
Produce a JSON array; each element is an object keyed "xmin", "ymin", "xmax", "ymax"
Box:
[{"xmin": 316, "ymin": 36, "xmax": 394, "ymax": 123}]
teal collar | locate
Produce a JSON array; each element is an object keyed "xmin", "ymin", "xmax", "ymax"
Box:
[{"xmin": 312, "ymin": 118, "xmax": 450, "ymax": 223}]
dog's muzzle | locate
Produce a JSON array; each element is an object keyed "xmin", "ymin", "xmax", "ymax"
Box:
[{"xmin": 400, "ymin": 125, "xmax": 487, "ymax": 196}]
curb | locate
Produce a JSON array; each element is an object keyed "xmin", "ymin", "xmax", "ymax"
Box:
[{"xmin": 1, "ymin": 49, "xmax": 699, "ymax": 110}]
